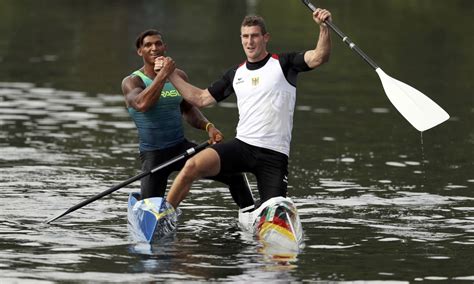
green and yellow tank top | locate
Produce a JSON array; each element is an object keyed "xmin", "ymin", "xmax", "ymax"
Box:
[{"xmin": 128, "ymin": 70, "xmax": 184, "ymax": 152}]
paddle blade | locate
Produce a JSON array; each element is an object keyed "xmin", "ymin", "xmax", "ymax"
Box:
[{"xmin": 376, "ymin": 68, "xmax": 449, "ymax": 132}]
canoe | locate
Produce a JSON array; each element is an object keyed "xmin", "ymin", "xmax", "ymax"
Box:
[
  {"xmin": 127, "ymin": 192, "xmax": 180, "ymax": 243},
  {"xmin": 128, "ymin": 192, "xmax": 303, "ymax": 250},
  {"xmin": 239, "ymin": 196, "xmax": 304, "ymax": 253}
]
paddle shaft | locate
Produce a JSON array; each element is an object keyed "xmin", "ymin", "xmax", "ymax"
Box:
[
  {"xmin": 302, "ymin": 0, "xmax": 450, "ymax": 132},
  {"xmin": 45, "ymin": 141, "xmax": 210, "ymax": 224},
  {"xmin": 302, "ymin": 0, "xmax": 379, "ymax": 70}
]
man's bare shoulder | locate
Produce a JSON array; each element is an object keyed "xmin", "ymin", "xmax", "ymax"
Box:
[
  {"xmin": 122, "ymin": 73, "xmax": 145, "ymax": 95},
  {"xmin": 124, "ymin": 73, "xmax": 145, "ymax": 85}
]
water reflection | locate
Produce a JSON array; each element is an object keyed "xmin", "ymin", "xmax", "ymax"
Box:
[
  {"xmin": 1, "ymin": 0, "xmax": 473, "ymax": 281},
  {"xmin": 2, "ymin": 78, "xmax": 471, "ymax": 281}
]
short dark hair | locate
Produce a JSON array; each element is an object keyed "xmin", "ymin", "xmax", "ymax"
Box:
[
  {"xmin": 135, "ymin": 29, "xmax": 163, "ymax": 49},
  {"xmin": 241, "ymin": 15, "xmax": 267, "ymax": 35}
]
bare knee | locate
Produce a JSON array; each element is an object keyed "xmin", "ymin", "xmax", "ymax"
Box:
[
  {"xmin": 179, "ymin": 149, "xmax": 220, "ymax": 182},
  {"xmin": 180, "ymin": 158, "xmax": 201, "ymax": 182}
]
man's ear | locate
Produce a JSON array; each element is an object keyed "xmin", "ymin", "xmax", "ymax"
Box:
[
  {"xmin": 264, "ymin": 33, "xmax": 270, "ymax": 43},
  {"xmin": 137, "ymin": 48, "xmax": 143, "ymax": 57}
]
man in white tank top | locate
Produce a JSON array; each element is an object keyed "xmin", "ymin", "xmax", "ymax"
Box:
[{"xmin": 160, "ymin": 8, "xmax": 332, "ymax": 210}]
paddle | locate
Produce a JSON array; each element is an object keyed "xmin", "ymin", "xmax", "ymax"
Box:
[
  {"xmin": 45, "ymin": 141, "xmax": 210, "ymax": 224},
  {"xmin": 301, "ymin": 0, "xmax": 449, "ymax": 132}
]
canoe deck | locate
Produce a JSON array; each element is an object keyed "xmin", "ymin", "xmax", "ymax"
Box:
[
  {"xmin": 239, "ymin": 196, "xmax": 304, "ymax": 254},
  {"xmin": 128, "ymin": 192, "xmax": 303, "ymax": 253},
  {"xmin": 127, "ymin": 192, "xmax": 180, "ymax": 243}
]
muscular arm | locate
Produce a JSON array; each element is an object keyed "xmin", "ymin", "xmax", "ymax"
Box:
[
  {"xmin": 181, "ymin": 100, "xmax": 223, "ymax": 143},
  {"xmin": 181, "ymin": 100, "xmax": 209, "ymax": 130},
  {"xmin": 168, "ymin": 71, "xmax": 217, "ymax": 108},
  {"xmin": 177, "ymin": 70, "xmax": 210, "ymax": 130},
  {"xmin": 121, "ymin": 70, "xmax": 168, "ymax": 112},
  {"xmin": 304, "ymin": 9, "xmax": 332, "ymax": 69},
  {"xmin": 122, "ymin": 57, "xmax": 175, "ymax": 112},
  {"xmin": 177, "ymin": 69, "xmax": 224, "ymax": 143}
]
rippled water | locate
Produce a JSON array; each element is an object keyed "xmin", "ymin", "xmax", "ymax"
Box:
[
  {"xmin": 1, "ymin": 81, "xmax": 473, "ymax": 282},
  {"xmin": 1, "ymin": 0, "xmax": 473, "ymax": 281}
]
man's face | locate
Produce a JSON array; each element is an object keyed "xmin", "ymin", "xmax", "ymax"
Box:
[
  {"xmin": 240, "ymin": 25, "xmax": 269, "ymax": 62},
  {"xmin": 138, "ymin": 34, "xmax": 166, "ymax": 63}
]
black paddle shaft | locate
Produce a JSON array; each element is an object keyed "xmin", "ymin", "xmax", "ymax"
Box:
[
  {"xmin": 45, "ymin": 141, "xmax": 210, "ymax": 224},
  {"xmin": 301, "ymin": 0, "xmax": 379, "ymax": 70}
]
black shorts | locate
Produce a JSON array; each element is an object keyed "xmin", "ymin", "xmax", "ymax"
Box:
[
  {"xmin": 140, "ymin": 139, "xmax": 195, "ymax": 199},
  {"xmin": 211, "ymin": 138, "xmax": 289, "ymax": 203},
  {"xmin": 140, "ymin": 139, "xmax": 254, "ymax": 209}
]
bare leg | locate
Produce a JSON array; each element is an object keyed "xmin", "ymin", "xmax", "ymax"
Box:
[{"xmin": 166, "ymin": 148, "xmax": 221, "ymax": 208}]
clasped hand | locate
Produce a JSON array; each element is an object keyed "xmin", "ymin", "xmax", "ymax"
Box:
[{"xmin": 154, "ymin": 56, "xmax": 176, "ymax": 75}]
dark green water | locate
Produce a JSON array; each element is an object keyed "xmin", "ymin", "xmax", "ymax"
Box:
[{"xmin": 1, "ymin": 0, "xmax": 473, "ymax": 282}]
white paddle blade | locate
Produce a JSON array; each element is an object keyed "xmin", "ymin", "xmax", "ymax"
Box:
[{"xmin": 375, "ymin": 68, "xmax": 450, "ymax": 132}]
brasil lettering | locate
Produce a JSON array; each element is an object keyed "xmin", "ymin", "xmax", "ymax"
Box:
[{"xmin": 161, "ymin": 89, "xmax": 180, "ymax": 98}]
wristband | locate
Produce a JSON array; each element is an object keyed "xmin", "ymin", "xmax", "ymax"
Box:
[{"xmin": 205, "ymin": 122, "xmax": 214, "ymax": 132}]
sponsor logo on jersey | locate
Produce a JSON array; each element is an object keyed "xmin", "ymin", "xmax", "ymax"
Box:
[
  {"xmin": 235, "ymin": 77, "xmax": 244, "ymax": 85},
  {"xmin": 161, "ymin": 89, "xmax": 181, "ymax": 98},
  {"xmin": 252, "ymin": 77, "xmax": 259, "ymax": 86}
]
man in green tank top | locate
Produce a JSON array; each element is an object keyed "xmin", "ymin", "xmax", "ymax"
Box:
[{"xmin": 121, "ymin": 29, "xmax": 255, "ymax": 212}]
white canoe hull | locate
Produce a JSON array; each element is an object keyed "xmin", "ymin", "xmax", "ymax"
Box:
[{"xmin": 239, "ymin": 196, "xmax": 304, "ymax": 253}]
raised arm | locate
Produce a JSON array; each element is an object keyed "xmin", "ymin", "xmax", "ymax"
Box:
[
  {"xmin": 168, "ymin": 70, "xmax": 217, "ymax": 108},
  {"xmin": 304, "ymin": 8, "xmax": 332, "ymax": 69},
  {"xmin": 121, "ymin": 58, "xmax": 175, "ymax": 112},
  {"xmin": 175, "ymin": 69, "xmax": 223, "ymax": 143}
]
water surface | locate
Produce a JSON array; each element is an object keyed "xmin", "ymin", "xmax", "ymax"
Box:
[{"xmin": 1, "ymin": 0, "xmax": 473, "ymax": 282}]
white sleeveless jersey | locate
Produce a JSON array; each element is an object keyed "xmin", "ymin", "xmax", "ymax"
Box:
[
  {"xmin": 233, "ymin": 55, "xmax": 295, "ymax": 156},
  {"xmin": 208, "ymin": 52, "xmax": 311, "ymax": 157}
]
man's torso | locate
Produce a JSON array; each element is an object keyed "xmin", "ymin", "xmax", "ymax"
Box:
[
  {"xmin": 208, "ymin": 52, "xmax": 311, "ymax": 156},
  {"xmin": 127, "ymin": 70, "xmax": 185, "ymax": 152}
]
